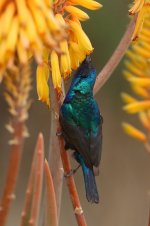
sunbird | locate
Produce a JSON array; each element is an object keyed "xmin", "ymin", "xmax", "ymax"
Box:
[{"xmin": 59, "ymin": 56, "xmax": 103, "ymax": 203}]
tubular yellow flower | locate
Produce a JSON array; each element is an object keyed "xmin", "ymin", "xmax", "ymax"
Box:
[
  {"xmin": 60, "ymin": 41, "xmax": 71, "ymax": 78},
  {"xmin": 122, "ymin": 5, "xmax": 150, "ymax": 148},
  {"xmin": 0, "ymin": 0, "xmax": 65, "ymax": 76},
  {"xmin": 0, "ymin": 0, "xmax": 102, "ymax": 107},
  {"xmin": 132, "ymin": 43, "xmax": 150, "ymax": 58},
  {"xmin": 6, "ymin": 16, "xmax": 19, "ymax": 53},
  {"xmin": 51, "ymin": 50, "xmax": 62, "ymax": 92},
  {"xmin": 69, "ymin": 41, "xmax": 85, "ymax": 69},
  {"xmin": 138, "ymin": 111, "xmax": 150, "ymax": 130},
  {"xmin": 28, "ymin": 2, "xmax": 48, "ymax": 36},
  {"xmin": 55, "ymin": 14, "xmax": 71, "ymax": 78},
  {"xmin": 17, "ymin": 40, "xmax": 28, "ymax": 65},
  {"xmin": 129, "ymin": 0, "xmax": 145, "ymax": 15},
  {"xmin": 36, "ymin": 64, "xmax": 50, "ymax": 107},
  {"xmin": 65, "ymin": 6, "xmax": 90, "ymax": 21},
  {"xmin": 123, "ymin": 101, "xmax": 150, "ymax": 114},
  {"xmin": 127, "ymin": 77, "xmax": 150, "ymax": 86},
  {"xmin": 129, "ymin": 0, "xmax": 150, "ymax": 41},
  {"xmin": 70, "ymin": 0, "xmax": 102, "ymax": 10},
  {"xmin": 0, "ymin": 2, "xmax": 15, "ymax": 39},
  {"xmin": 69, "ymin": 20, "xmax": 94, "ymax": 55},
  {"xmin": 124, "ymin": 61, "xmax": 144, "ymax": 77},
  {"xmin": 121, "ymin": 92, "xmax": 137, "ymax": 104},
  {"xmin": 122, "ymin": 122, "xmax": 147, "ymax": 142},
  {"xmin": 131, "ymin": 84, "xmax": 150, "ymax": 98}
]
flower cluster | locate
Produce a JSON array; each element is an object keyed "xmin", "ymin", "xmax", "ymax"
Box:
[
  {"xmin": 0, "ymin": 0, "xmax": 102, "ymax": 107},
  {"xmin": 0, "ymin": 0, "xmax": 66, "ymax": 79},
  {"xmin": 36, "ymin": 0, "xmax": 102, "ymax": 106},
  {"xmin": 129, "ymin": 0, "xmax": 150, "ymax": 41},
  {"xmin": 122, "ymin": 6, "xmax": 150, "ymax": 151}
]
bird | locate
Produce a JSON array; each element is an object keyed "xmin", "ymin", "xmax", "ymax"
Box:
[{"xmin": 59, "ymin": 56, "xmax": 103, "ymax": 203}]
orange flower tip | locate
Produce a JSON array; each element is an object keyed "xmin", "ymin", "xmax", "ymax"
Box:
[
  {"xmin": 129, "ymin": 12, "xmax": 134, "ymax": 16},
  {"xmin": 38, "ymin": 97, "xmax": 50, "ymax": 108},
  {"xmin": 87, "ymin": 48, "xmax": 94, "ymax": 54},
  {"xmin": 132, "ymin": 35, "xmax": 138, "ymax": 42},
  {"xmin": 122, "ymin": 122, "xmax": 147, "ymax": 142}
]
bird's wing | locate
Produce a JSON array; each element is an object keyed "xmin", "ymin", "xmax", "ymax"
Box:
[
  {"xmin": 90, "ymin": 102, "xmax": 103, "ymax": 167},
  {"xmin": 59, "ymin": 106, "xmax": 93, "ymax": 168},
  {"xmin": 90, "ymin": 114, "xmax": 103, "ymax": 168}
]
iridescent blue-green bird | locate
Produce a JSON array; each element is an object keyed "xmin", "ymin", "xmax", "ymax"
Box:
[{"xmin": 59, "ymin": 56, "xmax": 103, "ymax": 203}]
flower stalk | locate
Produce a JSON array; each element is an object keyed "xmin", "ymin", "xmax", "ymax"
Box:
[
  {"xmin": 20, "ymin": 133, "xmax": 42, "ymax": 226},
  {"xmin": 0, "ymin": 63, "xmax": 31, "ymax": 226},
  {"xmin": 44, "ymin": 159, "xmax": 58, "ymax": 226},
  {"xmin": 48, "ymin": 78, "xmax": 63, "ymax": 220},
  {"xmin": 29, "ymin": 133, "xmax": 44, "ymax": 226}
]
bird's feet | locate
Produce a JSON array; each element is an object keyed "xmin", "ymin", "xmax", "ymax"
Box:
[
  {"xmin": 56, "ymin": 130, "xmax": 62, "ymax": 137},
  {"xmin": 64, "ymin": 164, "xmax": 81, "ymax": 177}
]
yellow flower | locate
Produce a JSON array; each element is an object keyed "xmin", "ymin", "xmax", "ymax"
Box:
[
  {"xmin": 129, "ymin": 0, "xmax": 150, "ymax": 41},
  {"xmin": 36, "ymin": 64, "xmax": 50, "ymax": 107},
  {"xmin": 126, "ymin": 77, "xmax": 150, "ymax": 86},
  {"xmin": 130, "ymin": 84, "xmax": 150, "ymax": 98},
  {"xmin": 122, "ymin": 122, "xmax": 147, "ymax": 142},
  {"xmin": 129, "ymin": 0, "xmax": 145, "ymax": 15},
  {"xmin": 60, "ymin": 41, "xmax": 71, "ymax": 78},
  {"xmin": 132, "ymin": 5, "xmax": 148, "ymax": 41},
  {"xmin": 46, "ymin": 0, "xmax": 101, "ymax": 102},
  {"xmin": 121, "ymin": 92, "xmax": 137, "ymax": 104},
  {"xmin": 69, "ymin": 41, "xmax": 85, "ymax": 69},
  {"xmin": 51, "ymin": 50, "xmax": 62, "ymax": 93},
  {"xmin": 122, "ymin": 5, "xmax": 150, "ymax": 149},
  {"xmin": 70, "ymin": 0, "xmax": 102, "ymax": 10},
  {"xmin": 0, "ymin": 0, "xmax": 102, "ymax": 107},
  {"xmin": 123, "ymin": 101, "xmax": 150, "ymax": 114},
  {"xmin": 69, "ymin": 20, "xmax": 94, "ymax": 55},
  {"xmin": 65, "ymin": 6, "xmax": 90, "ymax": 21},
  {"xmin": 0, "ymin": 0, "xmax": 65, "ymax": 76},
  {"xmin": 138, "ymin": 111, "xmax": 150, "ymax": 130}
]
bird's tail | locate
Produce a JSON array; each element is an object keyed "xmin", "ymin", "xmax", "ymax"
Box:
[
  {"xmin": 82, "ymin": 163, "xmax": 99, "ymax": 203},
  {"xmin": 74, "ymin": 152, "xmax": 99, "ymax": 203}
]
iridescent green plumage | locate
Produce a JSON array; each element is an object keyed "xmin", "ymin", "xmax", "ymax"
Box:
[{"xmin": 59, "ymin": 56, "xmax": 103, "ymax": 203}]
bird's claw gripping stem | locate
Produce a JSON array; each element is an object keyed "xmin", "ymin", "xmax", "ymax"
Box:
[
  {"xmin": 64, "ymin": 165, "xmax": 80, "ymax": 178},
  {"xmin": 56, "ymin": 130, "xmax": 62, "ymax": 136}
]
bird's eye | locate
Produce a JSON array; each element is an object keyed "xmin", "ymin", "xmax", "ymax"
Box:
[
  {"xmin": 74, "ymin": 90, "xmax": 81, "ymax": 95},
  {"xmin": 81, "ymin": 71, "xmax": 88, "ymax": 78}
]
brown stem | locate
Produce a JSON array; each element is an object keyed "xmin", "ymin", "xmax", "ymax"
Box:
[
  {"xmin": 55, "ymin": 91, "xmax": 87, "ymax": 226},
  {"xmin": 29, "ymin": 133, "xmax": 44, "ymax": 226},
  {"xmin": 48, "ymin": 78, "xmax": 63, "ymax": 220},
  {"xmin": 20, "ymin": 135, "xmax": 38, "ymax": 226},
  {"xmin": 93, "ymin": 15, "xmax": 137, "ymax": 95},
  {"xmin": 0, "ymin": 64, "xmax": 31, "ymax": 226},
  {"xmin": 44, "ymin": 159, "xmax": 58, "ymax": 226},
  {"xmin": 148, "ymin": 210, "xmax": 150, "ymax": 226},
  {"xmin": 0, "ymin": 121, "xmax": 24, "ymax": 226}
]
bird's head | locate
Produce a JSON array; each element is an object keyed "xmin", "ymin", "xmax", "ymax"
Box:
[
  {"xmin": 71, "ymin": 56, "xmax": 97, "ymax": 94},
  {"xmin": 64, "ymin": 56, "xmax": 97, "ymax": 103}
]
